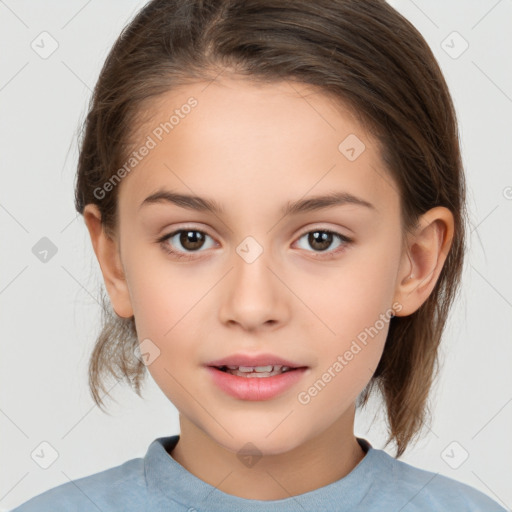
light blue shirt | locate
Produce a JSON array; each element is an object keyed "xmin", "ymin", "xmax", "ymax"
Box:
[{"xmin": 10, "ymin": 435, "xmax": 508, "ymax": 511}]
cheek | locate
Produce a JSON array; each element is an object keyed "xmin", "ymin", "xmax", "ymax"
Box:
[
  {"xmin": 293, "ymin": 240, "xmax": 399, "ymax": 402},
  {"xmin": 124, "ymin": 251, "xmax": 216, "ymax": 371},
  {"xmin": 293, "ymin": 239, "xmax": 399, "ymax": 343},
  {"xmin": 126, "ymin": 263, "xmax": 208, "ymax": 405},
  {"xmin": 297, "ymin": 295, "xmax": 390, "ymax": 419},
  {"xmin": 123, "ymin": 238, "xmax": 205, "ymax": 335}
]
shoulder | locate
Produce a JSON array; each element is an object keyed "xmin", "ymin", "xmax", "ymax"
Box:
[
  {"xmin": 9, "ymin": 457, "xmax": 147, "ymax": 512},
  {"xmin": 369, "ymin": 449, "xmax": 507, "ymax": 511}
]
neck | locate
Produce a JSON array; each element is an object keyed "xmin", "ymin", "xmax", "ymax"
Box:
[{"xmin": 169, "ymin": 404, "xmax": 366, "ymax": 501}]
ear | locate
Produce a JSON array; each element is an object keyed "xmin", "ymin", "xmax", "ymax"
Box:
[
  {"xmin": 392, "ymin": 206, "xmax": 455, "ymax": 317},
  {"xmin": 83, "ymin": 204, "xmax": 134, "ymax": 318}
]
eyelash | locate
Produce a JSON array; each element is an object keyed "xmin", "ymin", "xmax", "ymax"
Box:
[{"xmin": 156, "ymin": 226, "xmax": 353, "ymax": 261}]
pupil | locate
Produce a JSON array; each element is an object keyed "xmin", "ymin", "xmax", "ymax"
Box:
[
  {"xmin": 309, "ymin": 231, "xmax": 332, "ymax": 251},
  {"xmin": 180, "ymin": 230, "xmax": 205, "ymax": 250}
]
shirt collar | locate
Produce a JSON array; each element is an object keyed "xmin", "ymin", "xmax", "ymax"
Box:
[{"xmin": 145, "ymin": 435, "xmax": 380, "ymax": 511}]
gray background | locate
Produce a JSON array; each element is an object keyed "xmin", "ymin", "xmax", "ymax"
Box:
[{"xmin": 1, "ymin": 0, "xmax": 511, "ymax": 510}]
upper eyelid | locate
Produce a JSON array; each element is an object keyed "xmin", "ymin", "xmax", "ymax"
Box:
[
  {"xmin": 162, "ymin": 224, "xmax": 352, "ymax": 245},
  {"xmin": 164, "ymin": 223, "xmax": 351, "ymax": 236},
  {"xmin": 296, "ymin": 225, "xmax": 352, "ymax": 239}
]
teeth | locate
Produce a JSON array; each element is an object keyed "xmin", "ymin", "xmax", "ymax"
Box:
[
  {"xmin": 222, "ymin": 365, "xmax": 292, "ymax": 377},
  {"xmin": 239, "ymin": 365, "xmax": 273, "ymax": 372},
  {"xmin": 226, "ymin": 365, "xmax": 290, "ymax": 372}
]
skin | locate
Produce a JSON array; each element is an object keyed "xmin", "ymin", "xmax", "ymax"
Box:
[{"xmin": 84, "ymin": 76, "xmax": 454, "ymax": 500}]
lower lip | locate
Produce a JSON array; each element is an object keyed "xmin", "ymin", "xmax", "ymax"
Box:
[{"xmin": 205, "ymin": 366, "xmax": 308, "ymax": 401}]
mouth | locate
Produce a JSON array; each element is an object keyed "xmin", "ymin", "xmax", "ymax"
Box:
[
  {"xmin": 206, "ymin": 364, "xmax": 309, "ymax": 400},
  {"xmin": 212, "ymin": 364, "xmax": 305, "ymax": 378}
]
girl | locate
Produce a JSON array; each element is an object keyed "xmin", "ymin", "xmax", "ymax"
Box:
[{"xmin": 11, "ymin": 0, "xmax": 508, "ymax": 510}]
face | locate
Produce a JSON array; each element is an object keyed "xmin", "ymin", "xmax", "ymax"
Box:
[{"xmin": 96, "ymin": 77, "xmax": 409, "ymax": 456}]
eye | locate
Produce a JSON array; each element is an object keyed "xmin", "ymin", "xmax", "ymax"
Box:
[
  {"xmin": 294, "ymin": 228, "xmax": 352, "ymax": 259},
  {"xmin": 157, "ymin": 226, "xmax": 353, "ymax": 261},
  {"xmin": 157, "ymin": 228, "xmax": 216, "ymax": 259}
]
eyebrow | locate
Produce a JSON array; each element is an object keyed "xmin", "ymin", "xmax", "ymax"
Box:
[{"xmin": 138, "ymin": 189, "xmax": 376, "ymax": 216}]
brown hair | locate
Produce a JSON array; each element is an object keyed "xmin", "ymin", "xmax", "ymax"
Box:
[{"xmin": 74, "ymin": 0, "xmax": 467, "ymax": 458}]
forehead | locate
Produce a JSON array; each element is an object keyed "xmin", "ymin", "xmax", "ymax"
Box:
[{"xmin": 118, "ymin": 77, "xmax": 398, "ymax": 218}]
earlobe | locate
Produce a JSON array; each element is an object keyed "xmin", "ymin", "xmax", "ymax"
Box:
[
  {"xmin": 392, "ymin": 207, "xmax": 454, "ymax": 316},
  {"xmin": 83, "ymin": 204, "xmax": 134, "ymax": 318}
]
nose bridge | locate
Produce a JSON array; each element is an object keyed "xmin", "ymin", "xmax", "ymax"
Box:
[
  {"xmin": 232, "ymin": 233, "xmax": 276, "ymax": 297},
  {"xmin": 218, "ymin": 233, "xmax": 288, "ymax": 329}
]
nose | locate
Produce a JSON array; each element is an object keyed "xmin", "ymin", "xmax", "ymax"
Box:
[{"xmin": 217, "ymin": 246, "xmax": 289, "ymax": 332}]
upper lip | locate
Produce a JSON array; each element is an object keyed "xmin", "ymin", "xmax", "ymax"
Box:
[{"xmin": 205, "ymin": 353, "xmax": 307, "ymax": 368}]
